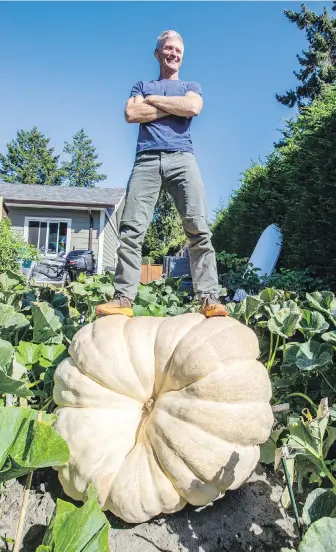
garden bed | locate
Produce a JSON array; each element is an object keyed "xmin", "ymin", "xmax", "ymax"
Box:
[
  {"xmin": 0, "ymin": 466, "xmax": 296, "ymax": 552},
  {"xmin": 0, "ymin": 270, "xmax": 335, "ymax": 551}
]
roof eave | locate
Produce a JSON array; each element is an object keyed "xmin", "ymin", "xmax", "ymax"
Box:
[{"xmin": 4, "ymin": 198, "xmax": 116, "ymax": 209}]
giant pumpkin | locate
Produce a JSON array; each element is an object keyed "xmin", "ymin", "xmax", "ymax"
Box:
[{"xmin": 53, "ymin": 313, "xmax": 273, "ymax": 523}]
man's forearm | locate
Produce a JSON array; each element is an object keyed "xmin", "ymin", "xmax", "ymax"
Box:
[
  {"xmin": 125, "ymin": 102, "xmax": 169, "ymax": 123},
  {"xmin": 145, "ymin": 95, "xmax": 200, "ymax": 118}
]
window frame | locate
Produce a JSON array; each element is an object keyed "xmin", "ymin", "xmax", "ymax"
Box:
[{"xmin": 24, "ymin": 216, "xmax": 72, "ymax": 257}]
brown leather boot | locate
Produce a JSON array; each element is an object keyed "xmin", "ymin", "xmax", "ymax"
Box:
[
  {"xmin": 96, "ymin": 295, "xmax": 134, "ymax": 317},
  {"xmin": 200, "ymin": 294, "xmax": 229, "ymax": 318}
]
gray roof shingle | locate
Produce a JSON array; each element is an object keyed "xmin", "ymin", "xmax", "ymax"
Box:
[{"xmin": 0, "ymin": 181, "xmax": 125, "ymax": 208}]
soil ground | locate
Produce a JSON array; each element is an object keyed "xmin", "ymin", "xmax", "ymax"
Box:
[{"xmin": 0, "ymin": 465, "xmax": 298, "ymax": 552}]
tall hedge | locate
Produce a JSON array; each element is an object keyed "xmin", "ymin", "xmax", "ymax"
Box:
[{"xmin": 211, "ymin": 85, "xmax": 336, "ymax": 287}]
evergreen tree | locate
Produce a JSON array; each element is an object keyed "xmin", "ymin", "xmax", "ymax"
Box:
[
  {"xmin": 0, "ymin": 127, "xmax": 63, "ymax": 185},
  {"xmin": 62, "ymin": 129, "xmax": 107, "ymax": 187},
  {"xmin": 143, "ymin": 189, "xmax": 186, "ymax": 263},
  {"xmin": 276, "ymin": 2, "xmax": 336, "ymax": 108}
]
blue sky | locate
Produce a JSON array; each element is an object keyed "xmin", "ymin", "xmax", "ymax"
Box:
[{"xmin": 0, "ymin": 1, "xmax": 330, "ymax": 220}]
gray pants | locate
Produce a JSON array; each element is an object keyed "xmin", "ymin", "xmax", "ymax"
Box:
[{"xmin": 114, "ymin": 151, "xmax": 220, "ymax": 301}]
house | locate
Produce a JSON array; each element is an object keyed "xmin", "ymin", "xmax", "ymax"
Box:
[{"xmin": 0, "ymin": 181, "xmax": 126, "ymax": 274}]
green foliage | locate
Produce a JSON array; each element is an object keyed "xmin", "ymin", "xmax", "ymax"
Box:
[
  {"xmin": 1, "ymin": 265, "xmax": 335, "ymax": 549},
  {"xmin": 216, "ymin": 251, "xmax": 325, "ymax": 299},
  {"xmin": 0, "ymin": 218, "xmax": 39, "ymax": 272},
  {"xmin": 0, "ymin": 126, "xmax": 64, "ymax": 185},
  {"xmin": 133, "ymin": 276, "xmax": 195, "ymax": 317},
  {"xmin": 212, "ymin": 162, "xmax": 272, "ymax": 260},
  {"xmin": 299, "ymin": 517, "xmax": 336, "ymax": 551},
  {"xmin": 231, "ymin": 284, "xmax": 336, "ymax": 546},
  {"xmin": 302, "ymin": 488, "xmax": 336, "ymax": 525},
  {"xmin": 36, "ymin": 486, "xmax": 110, "ymax": 552},
  {"xmin": 212, "ymin": 85, "xmax": 336, "ymax": 287},
  {"xmin": 0, "ymin": 269, "xmax": 114, "ymax": 550},
  {"xmin": 266, "ymin": 269, "xmax": 326, "ymax": 295},
  {"xmin": 277, "ymin": 399, "xmax": 336, "ymax": 489},
  {"xmin": 216, "ymin": 251, "xmax": 264, "ymax": 297},
  {"xmin": 226, "ymin": 288, "xmax": 336, "ymax": 420},
  {"xmin": 143, "ymin": 189, "xmax": 186, "ymax": 263},
  {"xmin": 276, "ymin": 2, "xmax": 336, "ymax": 108},
  {"xmin": 0, "ymin": 269, "xmax": 194, "ymax": 405},
  {"xmin": 0, "ymin": 338, "xmax": 33, "ymax": 398},
  {"xmin": 283, "ymin": 517, "xmax": 336, "ymax": 552},
  {"xmin": 62, "ymin": 129, "xmax": 107, "ymax": 188},
  {"xmin": 0, "ymin": 407, "xmax": 69, "ymax": 483}
]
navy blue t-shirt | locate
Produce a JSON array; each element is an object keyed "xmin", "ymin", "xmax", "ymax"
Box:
[{"xmin": 130, "ymin": 79, "xmax": 202, "ymax": 154}]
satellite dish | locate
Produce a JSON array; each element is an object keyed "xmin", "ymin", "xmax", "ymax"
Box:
[
  {"xmin": 249, "ymin": 223, "xmax": 283, "ymax": 279},
  {"xmin": 232, "ymin": 224, "xmax": 283, "ymax": 302}
]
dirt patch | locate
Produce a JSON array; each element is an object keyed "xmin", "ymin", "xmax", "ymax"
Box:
[{"xmin": 0, "ymin": 466, "xmax": 298, "ymax": 552}]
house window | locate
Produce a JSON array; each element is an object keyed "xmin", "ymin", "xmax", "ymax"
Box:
[{"xmin": 27, "ymin": 220, "xmax": 68, "ymax": 255}]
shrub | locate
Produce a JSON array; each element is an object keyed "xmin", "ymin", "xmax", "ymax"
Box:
[
  {"xmin": 216, "ymin": 251, "xmax": 326, "ymax": 298},
  {"xmin": 216, "ymin": 251, "xmax": 262, "ymax": 298},
  {"xmin": 0, "ymin": 217, "xmax": 39, "ymax": 272}
]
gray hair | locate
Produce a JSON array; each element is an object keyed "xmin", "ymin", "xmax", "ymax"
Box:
[{"xmin": 156, "ymin": 30, "xmax": 184, "ymax": 51}]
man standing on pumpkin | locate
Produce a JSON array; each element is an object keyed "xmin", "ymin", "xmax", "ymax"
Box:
[{"xmin": 96, "ymin": 30, "xmax": 227, "ymax": 318}]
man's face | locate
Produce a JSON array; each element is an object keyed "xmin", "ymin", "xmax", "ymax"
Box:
[{"xmin": 156, "ymin": 37, "xmax": 184, "ymax": 73}]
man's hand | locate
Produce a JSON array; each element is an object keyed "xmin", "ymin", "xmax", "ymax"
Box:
[
  {"xmin": 124, "ymin": 95, "xmax": 169, "ymax": 124},
  {"xmin": 145, "ymin": 91, "xmax": 203, "ymax": 118}
]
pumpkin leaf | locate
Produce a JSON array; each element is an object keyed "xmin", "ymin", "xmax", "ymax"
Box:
[
  {"xmin": 68, "ymin": 283, "xmax": 89, "ymax": 297},
  {"xmin": 281, "ymin": 400, "xmax": 330, "ymax": 489},
  {"xmin": 0, "ymin": 406, "xmax": 69, "ymax": 483},
  {"xmin": 282, "ymin": 342, "xmax": 301, "ymax": 367},
  {"xmin": 0, "ymin": 340, "xmax": 31, "ymax": 397},
  {"xmin": 0, "ymin": 271, "xmax": 25, "ymax": 291},
  {"xmin": 297, "ymin": 517, "xmax": 336, "ymax": 551},
  {"xmin": 164, "ymin": 304, "xmax": 185, "ymax": 316},
  {"xmin": 0, "ymin": 338, "xmax": 14, "ymax": 370},
  {"xmin": 267, "ymin": 307, "xmax": 302, "ymax": 338},
  {"xmin": 62, "ymin": 323, "xmax": 80, "ymax": 343},
  {"xmin": 259, "ymin": 288, "xmax": 284, "ymax": 304},
  {"xmin": 88, "ymin": 282, "xmax": 115, "ymax": 300},
  {"xmin": 0, "ymin": 371, "xmax": 32, "ymax": 397},
  {"xmin": 40, "ymin": 344, "xmax": 68, "ymax": 367},
  {"xmin": 137, "ymin": 286, "xmax": 157, "ymax": 305},
  {"xmin": 38, "ymin": 485, "xmax": 110, "ymax": 552},
  {"xmin": 295, "ymin": 341, "xmax": 333, "ymax": 371},
  {"xmin": 302, "ymin": 488, "xmax": 336, "ymax": 526},
  {"xmin": 52, "ymin": 292, "xmax": 70, "ymax": 317},
  {"xmin": 32, "ymin": 303, "xmax": 63, "ymax": 344},
  {"xmin": 330, "ymin": 405, "xmax": 336, "ymax": 422},
  {"xmin": 323, "ymin": 425, "xmax": 336, "ymax": 457},
  {"xmin": 226, "ymin": 301, "xmax": 246, "ymax": 320},
  {"xmin": 259, "ymin": 428, "xmax": 283, "ymax": 464},
  {"xmin": 147, "ymin": 303, "xmax": 165, "ymax": 316},
  {"xmin": 244, "ymin": 296, "xmax": 262, "ymax": 323},
  {"xmin": 0, "ymin": 303, "xmax": 29, "ymax": 334},
  {"xmin": 133, "ymin": 304, "xmax": 150, "ymax": 317},
  {"xmin": 306, "ymin": 291, "xmax": 336, "ymax": 319},
  {"xmin": 11, "ymin": 358, "xmax": 26, "ymax": 380},
  {"xmin": 298, "ymin": 310, "xmax": 329, "ymax": 340},
  {"xmin": 163, "ymin": 292, "xmax": 181, "ymax": 305},
  {"xmin": 0, "ymin": 289, "xmax": 22, "ymax": 309},
  {"xmin": 321, "ymin": 331, "xmax": 336, "ymax": 344},
  {"xmin": 15, "ymin": 341, "xmax": 41, "ymax": 367}
]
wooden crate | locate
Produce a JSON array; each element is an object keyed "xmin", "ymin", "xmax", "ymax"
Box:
[{"xmin": 140, "ymin": 264, "xmax": 163, "ymax": 284}]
